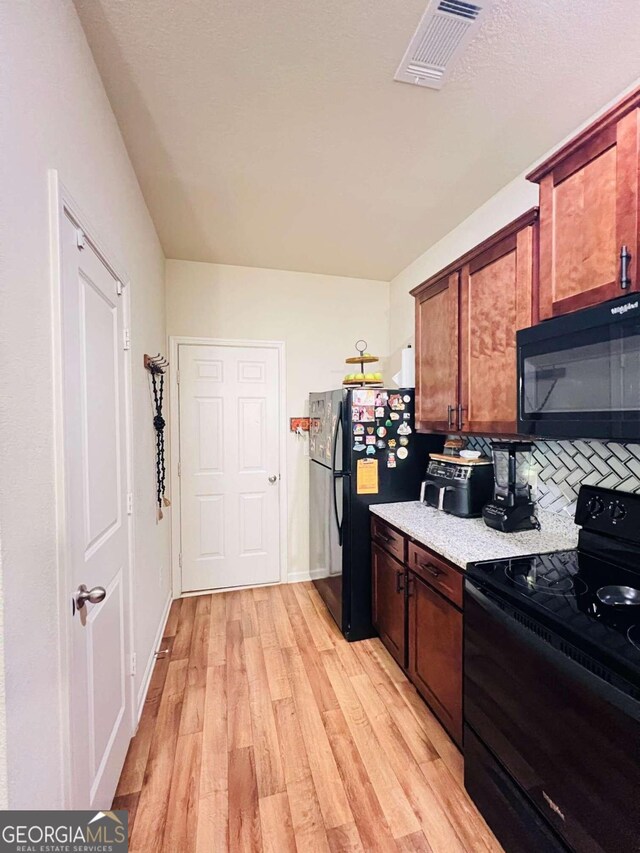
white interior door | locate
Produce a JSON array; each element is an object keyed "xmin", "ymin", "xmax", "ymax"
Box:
[
  {"xmin": 178, "ymin": 343, "xmax": 281, "ymax": 592},
  {"xmin": 60, "ymin": 211, "xmax": 132, "ymax": 808}
]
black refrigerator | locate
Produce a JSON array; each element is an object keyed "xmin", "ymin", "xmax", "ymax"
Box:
[{"xmin": 309, "ymin": 388, "xmax": 442, "ymax": 641}]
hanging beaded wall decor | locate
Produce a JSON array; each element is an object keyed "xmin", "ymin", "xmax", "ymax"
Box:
[{"xmin": 145, "ymin": 353, "xmax": 171, "ymax": 519}]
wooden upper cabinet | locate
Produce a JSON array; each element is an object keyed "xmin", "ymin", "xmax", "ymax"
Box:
[
  {"xmin": 459, "ymin": 210, "xmax": 537, "ymax": 434},
  {"xmin": 527, "ymin": 90, "xmax": 640, "ymax": 319},
  {"xmin": 412, "ymin": 211, "xmax": 537, "ymax": 436},
  {"xmin": 414, "ymin": 271, "xmax": 459, "ymax": 432}
]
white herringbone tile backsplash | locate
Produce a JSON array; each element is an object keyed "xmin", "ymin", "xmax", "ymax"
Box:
[{"xmin": 465, "ymin": 437, "xmax": 640, "ymax": 517}]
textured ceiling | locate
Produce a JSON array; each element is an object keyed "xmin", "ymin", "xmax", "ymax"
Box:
[{"xmin": 75, "ymin": 0, "xmax": 640, "ymax": 280}]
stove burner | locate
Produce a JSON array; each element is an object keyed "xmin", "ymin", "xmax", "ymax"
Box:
[
  {"xmin": 627, "ymin": 625, "xmax": 640, "ymax": 652},
  {"xmin": 597, "ymin": 585, "xmax": 640, "ymax": 606},
  {"xmin": 505, "ymin": 564, "xmax": 588, "ymax": 596}
]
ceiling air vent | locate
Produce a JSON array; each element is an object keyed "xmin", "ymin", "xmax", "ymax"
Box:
[{"xmin": 394, "ymin": 0, "xmax": 493, "ymax": 89}]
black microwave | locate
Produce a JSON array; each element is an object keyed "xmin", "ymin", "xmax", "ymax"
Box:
[{"xmin": 517, "ymin": 295, "xmax": 640, "ymax": 440}]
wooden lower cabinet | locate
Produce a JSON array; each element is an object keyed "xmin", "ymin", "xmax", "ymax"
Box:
[
  {"xmin": 371, "ymin": 542, "xmax": 406, "ymax": 668},
  {"xmin": 408, "ymin": 572, "xmax": 463, "ymax": 747},
  {"xmin": 370, "ymin": 520, "xmax": 463, "ymax": 748}
]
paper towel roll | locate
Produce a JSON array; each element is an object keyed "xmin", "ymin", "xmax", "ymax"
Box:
[{"xmin": 392, "ymin": 345, "xmax": 415, "ymax": 388}]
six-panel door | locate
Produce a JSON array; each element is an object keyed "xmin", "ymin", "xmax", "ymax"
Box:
[
  {"xmin": 531, "ymin": 106, "xmax": 640, "ymax": 319},
  {"xmin": 415, "ymin": 272, "xmax": 459, "ymax": 432},
  {"xmin": 371, "ymin": 542, "xmax": 406, "ymax": 668},
  {"xmin": 178, "ymin": 343, "xmax": 281, "ymax": 592},
  {"xmin": 61, "ymin": 212, "xmax": 132, "ymax": 808}
]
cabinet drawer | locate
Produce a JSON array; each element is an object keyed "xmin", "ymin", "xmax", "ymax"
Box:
[
  {"xmin": 371, "ymin": 516, "xmax": 406, "ymax": 563},
  {"xmin": 407, "ymin": 541, "xmax": 463, "ymax": 608}
]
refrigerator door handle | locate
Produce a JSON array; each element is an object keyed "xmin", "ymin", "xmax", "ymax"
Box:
[{"xmin": 331, "ymin": 401, "xmax": 344, "ymax": 547}]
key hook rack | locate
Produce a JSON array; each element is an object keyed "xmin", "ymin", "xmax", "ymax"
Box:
[
  {"xmin": 144, "ymin": 353, "xmax": 170, "ymax": 519},
  {"xmin": 144, "ymin": 353, "xmax": 169, "ymax": 374}
]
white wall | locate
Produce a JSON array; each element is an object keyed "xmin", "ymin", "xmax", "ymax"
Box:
[
  {"xmin": 0, "ymin": 1, "xmax": 170, "ymax": 807},
  {"xmin": 166, "ymin": 261, "xmax": 389, "ymax": 580},
  {"xmin": 388, "ymin": 77, "xmax": 640, "ymax": 372}
]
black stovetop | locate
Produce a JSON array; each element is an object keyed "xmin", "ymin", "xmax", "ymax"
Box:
[
  {"xmin": 467, "ymin": 545, "xmax": 640, "ymax": 688},
  {"xmin": 467, "ymin": 485, "xmax": 640, "ymax": 692}
]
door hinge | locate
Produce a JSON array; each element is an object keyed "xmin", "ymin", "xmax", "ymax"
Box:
[
  {"xmin": 176, "ymin": 370, "xmax": 180, "ymax": 385},
  {"xmin": 76, "ymin": 228, "xmax": 86, "ymax": 250},
  {"xmin": 178, "ymin": 553, "xmax": 183, "ymax": 568},
  {"xmin": 123, "ymin": 328, "xmax": 131, "ymax": 350},
  {"xmin": 115, "ymin": 280, "xmax": 123, "ymax": 296},
  {"xmin": 127, "ymin": 492, "xmax": 133, "ymax": 515},
  {"xmin": 177, "ymin": 461, "xmax": 181, "ymax": 478},
  {"xmin": 130, "ymin": 652, "xmax": 137, "ymax": 677}
]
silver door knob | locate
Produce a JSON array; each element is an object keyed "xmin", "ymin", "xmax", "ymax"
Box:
[
  {"xmin": 268, "ymin": 474, "xmax": 278, "ymax": 484},
  {"xmin": 74, "ymin": 584, "xmax": 106, "ymax": 610}
]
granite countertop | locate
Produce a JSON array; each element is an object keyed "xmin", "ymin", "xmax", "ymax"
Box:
[{"xmin": 370, "ymin": 502, "xmax": 579, "ymax": 569}]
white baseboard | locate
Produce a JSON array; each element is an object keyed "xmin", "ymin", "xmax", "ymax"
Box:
[
  {"xmin": 135, "ymin": 592, "xmax": 172, "ymax": 722},
  {"xmin": 287, "ymin": 568, "xmax": 327, "ymax": 583}
]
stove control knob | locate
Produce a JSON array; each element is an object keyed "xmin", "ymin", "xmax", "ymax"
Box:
[
  {"xmin": 586, "ymin": 496, "xmax": 605, "ymax": 518},
  {"xmin": 610, "ymin": 501, "xmax": 627, "ymax": 521}
]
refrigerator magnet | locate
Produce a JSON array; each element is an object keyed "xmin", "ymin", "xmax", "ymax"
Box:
[
  {"xmin": 399, "ymin": 436, "xmax": 408, "ymax": 446},
  {"xmin": 374, "ymin": 391, "xmax": 388, "ymax": 407},
  {"xmin": 353, "ymin": 442, "xmax": 366, "ymax": 452},
  {"xmin": 387, "ymin": 453, "xmax": 396, "ymax": 468},
  {"xmin": 365, "ymin": 435, "xmax": 376, "ymax": 445},
  {"xmin": 403, "ymin": 412, "xmax": 411, "ymax": 419},
  {"xmin": 352, "ymin": 405, "xmax": 374, "ymax": 423},
  {"xmin": 366, "ymin": 426, "xmax": 374, "ymax": 434},
  {"xmin": 388, "ymin": 439, "xmax": 397, "ymax": 448},
  {"xmin": 375, "ymin": 406, "xmax": 385, "ymax": 418},
  {"xmin": 397, "ymin": 422, "xmax": 412, "ymax": 435},
  {"xmin": 366, "ymin": 445, "xmax": 376, "ymax": 456},
  {"xmin": 376, "ymin": 439, "xmax": 386, "ymax": 449},
  {"xmin": 397, "ymin": 447, "xmax": 408, "ymax": 460},
  {"xmin": 389, "ymin": 394, "xmax": 403, "ymax": 410},
  {"xmin": 385, "ymin": 419, "xmax": 393, "ymax": 427},
  {"xmin": 376, "ymin": 426, "xmax": 387, "ymax": 437},
  {"xmin": 403, "ymin": 395, "xmax": 411, "ymax": 403},
  {"xmin": 353, "ymin": 423, "xmax": 364, "ymax": 435},
  {"xmin": 357, "ymin": 458, "xmax": 379, "ymax": 494},
  {"xmin": 390, "ymin": 412, "xmax": 400, "ymax": 421},
  {"xmin": 353, "ymin": 389, "xmax": 375, "ymax": 407}
]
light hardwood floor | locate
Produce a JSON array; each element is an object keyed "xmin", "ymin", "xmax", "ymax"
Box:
[{"xmin": 114, "ymin": 582, "xmax": 503, "ymax": 852}]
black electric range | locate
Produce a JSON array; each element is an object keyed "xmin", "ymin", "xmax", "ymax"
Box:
[{"xmin": 464, "ymin": 485, "xmax": 640, "ymax": 853}]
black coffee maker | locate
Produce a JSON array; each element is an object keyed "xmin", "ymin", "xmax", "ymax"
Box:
[{"xmin": 482, "ymin": 441, "xmax": 539, "ymax": 532}]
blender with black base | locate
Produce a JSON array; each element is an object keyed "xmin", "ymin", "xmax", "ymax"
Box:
[{"xmin": 482, "ymin": 441, "xmax": 539, "ymax": 532}]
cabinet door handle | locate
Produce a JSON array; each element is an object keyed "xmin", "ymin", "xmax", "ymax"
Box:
[
  {"xmin": 620, "ymin": 245, "xmax": 632, "ymax": 290},
  {"xmin": 395, "ymin": 571, "xmax": 405, "ymax": 594},
  {"xmin": 457, "ymin": 403, "xmax": 465, "ymax": 430},
  {"xmin": 420, "ymin": 561, "xmax": 441, "ymax": 578},
  {"xmin": 447, "ymin": 405, "xmax": 453, "ymax": 429}
]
